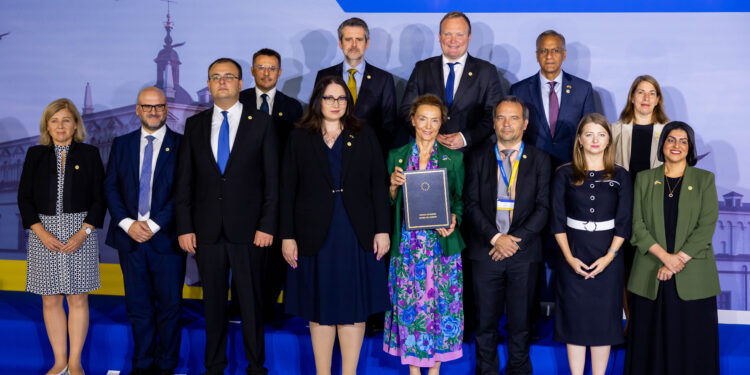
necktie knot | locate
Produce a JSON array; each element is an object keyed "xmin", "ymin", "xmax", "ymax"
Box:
[
  {"xmin": 261, "ymin": 93, "xmax": 268, "ymax": 99},
  {"xmin": 501, "ymin": 149, "xmax": 514, "ymax": 159},
  {"xmin": 548, "ymin": 81, "xmax": 557, "ymax": 89},
  {"xmin": 145, "ymin": 135, "xmax": 155, "ymax": 144},
  {"xmin": 348, "ymin": 68, "xmax": 357, "ymax": 76},
  {"xmin": 447, "ymin": 62, "xmax": 459, "ymax": 70},
  {"xmin": 221, "ymin": 110, "xmax": 228, "ymax": 119}
]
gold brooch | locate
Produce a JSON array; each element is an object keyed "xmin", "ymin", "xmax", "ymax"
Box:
[
  {"xmin": 398, "ymin": 159, "xmax": 403, "ymax": 163},
  {"xmin": 565, "ymin": 89, "xmax": 571, "ymax": 94},
  {"xmin": 247, "ymin": 115, "xmax": 253, "ymax": 120},
  {"xmin": 74, "ymin": 165, "xmax": 80, "ymax": 170},
  {"xmin": 347, "ymin": 142, "xmax": 352, "ymax": 147},
  {"xmin": 278, "ymin": 112, "xmax": 283, "ymax": 117},
  {"xmin": 688, "ymin": 186, "xmax": 693, "ymax": 190},
  {"xmin": 367, "ymin": 75, "xmax": 372, "ymax": 79},
  {"xmin": 165, "ymin": 147, "xmax": 170, "ymax": 152},
  {"xmin": 522, "ymin": 154, "xmax": 527, "ymax": 159},
  {"xmin": 468, "ymin": 72, "xmax": 473, "ymax": 77}
]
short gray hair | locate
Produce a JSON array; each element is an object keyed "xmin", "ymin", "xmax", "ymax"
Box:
[
  {"xmin": 337, "ymin": 17, "xmax": 369, "ymax": 41},
  {"xmin": 535, "ymin": 30, "xmax": 566, "ymax": 50}
]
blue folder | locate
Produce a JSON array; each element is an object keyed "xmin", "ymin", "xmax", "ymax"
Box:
[{"xmin": 403, "ymin": 168, "xmax": 451, "ymax": 230}]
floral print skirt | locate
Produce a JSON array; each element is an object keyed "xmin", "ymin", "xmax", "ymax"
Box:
[{"xmin": 383, "ymin": 225, "xmax": 464, "ymax": 367}]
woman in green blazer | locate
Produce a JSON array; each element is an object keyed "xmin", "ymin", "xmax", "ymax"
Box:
[
  {"xmin": 382, "ymin": 94, "xmax": 465, "ymax": 375},
  {"xmin": 625, "ymin": 121, "xmax": 720, "ymax": 375}
]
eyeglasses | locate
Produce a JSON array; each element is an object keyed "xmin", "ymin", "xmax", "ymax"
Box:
[
  {"xmin": 253, "ymin": 65, "xmax": 279, "ymax": 73},
  {"xmin": 140, "ymin": 104, "xmax": 166, "ymax": 112},
  {"xmin": 208, "ymin": 74, "xmax": 240, "ymax": 82},
  {"xmin": 322, "ymin": 96, "xmax": 348, "ymax": 106},
  {"xmin": 537, "ymin": 48, "xmax": 564, "ymax": 55}
]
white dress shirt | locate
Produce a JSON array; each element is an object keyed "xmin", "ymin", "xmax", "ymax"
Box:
[
  {"xmin": 118, "ymin": 125, "xmax": 167, "ymax": 235},
  {"xmin": 210, "ymin": 101, "xmax": 243, "ymax": 160},
  {"xmin": 539, "ymin": 71, "xmax": 563, "ymax": 126},
  {"xmin": 442, "ymin": 52, "xmax": 469, "ymax": 145},
  {"xmin": 255, "ymin": 87, "xmax": 276, "ymax": 115}
]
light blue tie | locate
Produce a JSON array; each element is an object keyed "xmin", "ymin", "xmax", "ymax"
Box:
[
  {"xmin": 217, "ymin": 110, "xmax": 230, "ymax": 174},
  {"xmin": 445, "ymin": 62, "xmax": 459, "ymax": 107},
  {"xmin": 138, "ymin": 135, "xmax": 155, "ymax": 216}
]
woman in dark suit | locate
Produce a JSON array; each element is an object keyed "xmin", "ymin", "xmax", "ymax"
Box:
[
  {"xmin": 17, "ymin": 98, "xmax": 105, "ymax": 375},
  {"xmin": 280, "ymin": 75, "xmax": 390, "ymax": 375},
  {"xmin": 625, "ymin": 121, "xmax": 720, "ymax": 375},
  {"xmin": 383, "ymin": 94, "xmax": 465, "ymax": 375}
]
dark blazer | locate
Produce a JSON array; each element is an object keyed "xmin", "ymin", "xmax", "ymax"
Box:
[
  {"xmin": 175, "ymin": 104, "xmax": 279, "ymax": 244},
  {"xmin": 279, "ymin": 126, "xmax": 390, "ymax": 256},
  {"xmin": 386, "ymin": 142, "xmax": 465, "ymax": 257},
  {"xmin": 463, "ymin": 141, "xmax": 551, "ymax": 262},
  {"xmin": 315, "ymin": 62, "xmax": 398, "ymax": 153},
  {"xmin": 510, "ymin": 71, "xmax": 595, "ymax": 166},
  {"xmin": 104, "ymin": 128, "xmax": 182, "ymax": 253},
  {"xmin": 18, "ymin": 141, "xmax": 106, "ymax": 229},
  {"xmin": 239, "ymin": 87, "xmax": 303, "ymax": 150},
  {"xmin": 628, "ymin": 165, "xmax": 720, "ymax": 301},
  {"xmin": 399, "ymin": 54, "xmax": 502, "ymax": 148}
]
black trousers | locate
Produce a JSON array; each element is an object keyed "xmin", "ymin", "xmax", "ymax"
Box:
[
  {"xmin": 195, "ymin": 240, "xmax": 268, "ymax": 375},
  {"xmin": 119, "ymin": 242, "xmax": 186, "ymax": 371},
  {"xmin": 472, "ymin": 259, "xmax": 539, "ymax": 375}
]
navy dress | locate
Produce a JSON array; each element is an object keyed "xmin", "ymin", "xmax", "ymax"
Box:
[
  {"xmin": 284, "ymin": 136, "xmax": 389, "ymax": 325},
  {"xmin": 551, "ymin": 165, "xmax": 632, "ymax": 346}
]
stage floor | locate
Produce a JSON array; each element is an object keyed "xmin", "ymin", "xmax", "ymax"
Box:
[{"xmin": 1, "ymin": 291, "xmax": 748, "ymax": 374}]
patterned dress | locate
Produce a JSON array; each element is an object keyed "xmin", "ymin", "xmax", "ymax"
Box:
[
  {"xmin": 26, "ymin": 144, "xmax": 100, "ymax": 295},
  {"xmin": 383, "ymin": 142, "xmax": 463, "ymax": 367}
]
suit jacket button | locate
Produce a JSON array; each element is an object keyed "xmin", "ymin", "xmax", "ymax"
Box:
[
  {"xmin": 447, "ymin": 116, "xmax": 451, "ymax": 120},
  {"xmin": 221, "ymin": 178, "xmax": 227, "ymax": 182},
  {"xmin": 218, "ymin": 196, "xmax": 223, "ymax": 200}
]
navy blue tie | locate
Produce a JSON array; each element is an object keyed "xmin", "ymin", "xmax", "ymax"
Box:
[
  {"xmin": 260, "ymin": 93, "xmax": 270, "ymax": 115},
  {"xmin": 445, "ymin": 62, "xmax": 459, "ymax": 107},
  {"xmin": 138, "ymin": 135, "xmax": 155, "ymax": 216},
  {"xmin": 217, "ymin": 111, "xmax": 230, "ymax": 174}
]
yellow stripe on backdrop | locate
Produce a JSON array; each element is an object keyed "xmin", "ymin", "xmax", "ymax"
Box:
[{"xmin": 0, "ymin": 260, "xmax": 203, "ymax": 299}]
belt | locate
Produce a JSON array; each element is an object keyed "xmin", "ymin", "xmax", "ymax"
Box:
[{"xmin": 566, "ymin": 217, "xmax": 615, "ymax": 232}]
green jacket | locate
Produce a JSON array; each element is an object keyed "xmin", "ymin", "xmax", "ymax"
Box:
[
  {"xmin": 628, "ymin": 165, "xmax": 720, "ymax": 301},
  {"xmin": 386, "ymin": 142, "xmax": 465, "ymax": 257}
]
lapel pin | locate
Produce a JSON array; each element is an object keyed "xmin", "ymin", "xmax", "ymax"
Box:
[
  {"xmin": 522, "ymin": 154, "xmax": 527, "ymax": 159},
  {"xmin": 346, "ymin": 141, "xmax": 352, "ymax": 147},
  {"xmin": 165, "ymin": 147, "xmax": 170, "ymax": 152},
  {"xmin": 688, "ymin": 186, "xmax": 693, "ymax": 190},
  {"xmin": 74, "ymin": 165, "xmax": 80, "ymax": 170},
  {"xmin": 442, "ymin": 155, "xmax": 448, "ymax": 160},
  {"xmin": 468, "ymin": 72, "xmax": 473, "ymax": 77},
  {"xmin": 367, "ymin": 75, "xmax": 372, "ymax": 79},
  {"xmin": 398, "ymin": 159, "xmax": 403, "ymax": 163},
  {"xmin": 349, "ymin": 134, "xmax": 354, "ymax": 139},
  {"xmin": 565, "ymin": 89, "xmax": 571, "ymax": 94},
  {"xmin": 247, "ymin": 115, "xmax": 253, "ymax": 120},
  {"xmin": 278, "ymin": 112, "xmax": 283, "ymax": 117},
  {"xmin": 566, "ymin": 84, "xmax": 572, "ymax": 88},
  {"xmin": 654, "ymin": 180, "xmax": 662, "ymax": 185}
]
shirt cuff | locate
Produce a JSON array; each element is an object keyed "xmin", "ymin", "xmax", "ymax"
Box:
[
  {"xmin": 459, "ymin": 132, "xmax": 467, "ymax": 147},
  {"xmin": 490, "ymin": 233, "xmax": 502, "ymax": 246},
  {"xmin": 118, "ymin": 218, "xmax": 136, "ymax": 233},
  {"xmin": 146, "ymin": 219, "xmax": 161, "ymax": 234}
]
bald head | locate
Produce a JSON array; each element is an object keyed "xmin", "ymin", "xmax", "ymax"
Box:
[{"xmin": 136, "ymin": 86, "xmax": 168, "ymax": 132}]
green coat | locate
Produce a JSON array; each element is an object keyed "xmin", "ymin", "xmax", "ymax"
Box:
[
  {"xmin": 386, "ymin": 142, "xmax": 465, "ymax": 257},
  {"xmin": 628, "ymin": 165, "xmax": 720, "ymax": 301}
]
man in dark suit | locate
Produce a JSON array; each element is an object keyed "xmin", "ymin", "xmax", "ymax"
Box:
[
  {"xmin": 238, "ymin": 48, "xmax": 302, "ymax": 323},
  {"xmin": 400, "ymin": 11, "xmax": 502, "ymax": 152},
  {"xmin": 239, "ymin": 48, "xmax": 303, "ymax": 150},
  {"xmin": 511, "ymin": 29, "xmax": 596, "ymax": 167},
  {"xmin": 175, "ymin": 58, "xmax": 278, "ymax": 375},
  {"xmin": 464, "ymin": 96, "xmax": 550, "ymax": 375},
  {"xmin": 315, "ymin": 17, "xmax": 398, "ymax": 155},
  {"xmin": 104, "ymin": 86, "xmax": 184, "ymax": 375}
]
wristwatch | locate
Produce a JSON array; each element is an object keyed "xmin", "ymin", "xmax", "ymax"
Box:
[
  {"xmin": 607, "ymin": 248, "xmax": 618, "ymax": 257},
  {"xmin": 84, "ymin": 227, "xmax": 92, "ymax": 236}
]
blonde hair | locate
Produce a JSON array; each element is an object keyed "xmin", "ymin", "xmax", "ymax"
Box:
[
  {"xmin": 39, "ymin": 98, "xmax": 87, "ymax": 146},
  {"xmin": 571, "ymin": 113, "xmax": 615, "ymax": 185}
]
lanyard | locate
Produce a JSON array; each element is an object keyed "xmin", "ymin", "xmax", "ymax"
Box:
[{"xmin": 495, "ymin": 142, "xmax": 524, "ymax": 194}]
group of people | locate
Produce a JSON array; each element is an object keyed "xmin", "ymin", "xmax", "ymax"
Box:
[{"xmin": 17, "ymin": 10, "xmax": 721, "ymax": 375}]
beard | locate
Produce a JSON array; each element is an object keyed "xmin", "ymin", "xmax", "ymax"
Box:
[{"xmin": 140, "ymin": 117, "xmax": 166, "ymax": 131}]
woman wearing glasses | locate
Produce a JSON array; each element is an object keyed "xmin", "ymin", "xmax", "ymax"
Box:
[
  {"xmin": 625, "ymin": 121, "xmax": 720, "ymax": 375},
  {"xmin": 18, "ymin": 98, "xmax": 105, "ymax": 375},
  {"xmin": 280, "ymin": 75, "xmax": 390, "ymax": 375}
]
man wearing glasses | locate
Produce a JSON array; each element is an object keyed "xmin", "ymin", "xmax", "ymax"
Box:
[
  {"xmin": 104, "ymin": 86, "xmax": 185, "ymax": 375},
  {"xmin": 315, "ymin": 17, "xmax": 398, "ymax": 156},
  {"xmin": 511, "ymin": 29, "xmax": 596, "ymax": 167},
  {"xmin": 239, "ymin": 48, "xmax": 303, "ymax": 325},
  {"xmin": 176, "ymin": 58, "xmax": 278, "ymax": 375}
]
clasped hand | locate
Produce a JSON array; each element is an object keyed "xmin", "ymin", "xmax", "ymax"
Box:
[
  {"xmin": 566, "ymin": 251, "xmax": 615, "ymax": 279},
  {"xmin": 657, "ymin": 251, "xmax": 691, "ymax": 281}
]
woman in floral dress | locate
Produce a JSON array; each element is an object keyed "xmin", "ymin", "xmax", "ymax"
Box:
[{"xmin": 384, "ymin": 94, "xmax": 465, "ymax": 375}]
